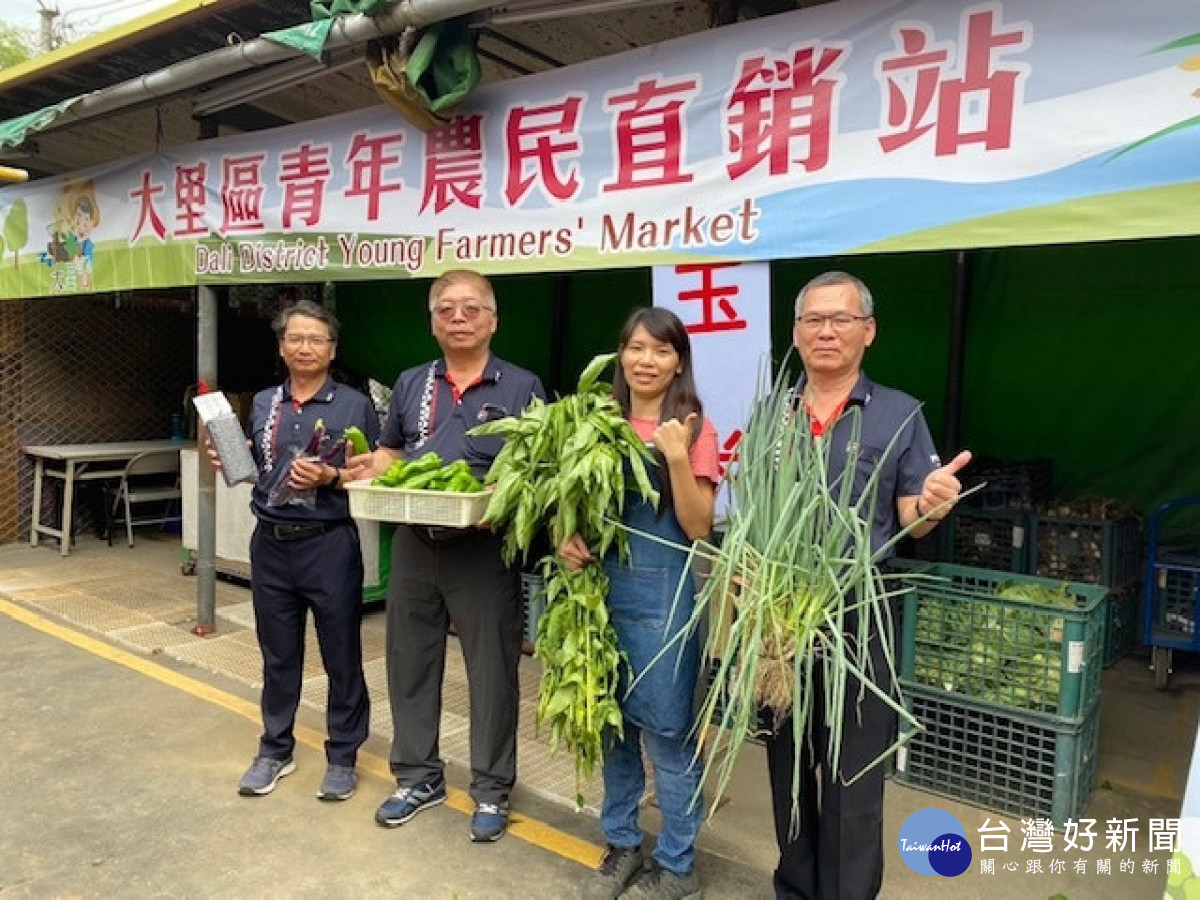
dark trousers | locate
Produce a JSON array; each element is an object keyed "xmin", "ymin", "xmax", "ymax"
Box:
[
  {"xmin": 250, "ymin": 521, "xmax": 369, "ymax": 767},
  {"xmin": 385, "ymin": 525, "xmax": 522, "ymax": 805},
  {"xmin": 765, "ymin": 639, "xmax": 894, "ymax": 900}
]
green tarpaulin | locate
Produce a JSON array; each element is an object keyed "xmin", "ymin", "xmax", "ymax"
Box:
[{"xmin": 0, "ymin": 98, "xmax": 81, "ymax": 151}]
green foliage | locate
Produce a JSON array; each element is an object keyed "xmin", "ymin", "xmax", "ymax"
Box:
[
  {"xmin": 644, "ymin": 350, "xmax": 921, "ymax": 819},
  {"xmin": 3, "ymin": 199, "xmax": 30, "ymax": 268},
  {"xmin": 0, "ymin": 23, "xmax": 35, "ymax": 70},
  {"xmin": 1166, "ymin": 852, "xmax": 1198, "ymax": 900},
  {"xmin": 470, "ymin": 352, "xmax": 658, "ymax": 789}
]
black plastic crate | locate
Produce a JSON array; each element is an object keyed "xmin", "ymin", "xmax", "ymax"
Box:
[
  {"xmin": 520, "ymin": 573, "xmax": 547, "ymax": 651},
  {"xmin": 962, "ymin": 458, "xmax": 1053, "ymax": 511},
  {"xmin": 1031, "ymin": 513, "xmax": 1141, "ymax": 587},
  {"xmin": 944, "ymin": 508, "xmax": 1030, "ymax": 573},
  {"xmin": 893, "ymin": 527, "xmax": 947, "ymax": 564},
  {"xmin": 1102, "ymin": 581, "xmax": 1140, "ymax": 666},
  {"xmin": 895, "ymin": 685, "xmax": 1099, "ymax": 825}
]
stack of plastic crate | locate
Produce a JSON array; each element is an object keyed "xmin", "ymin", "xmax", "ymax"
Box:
[
  {"xmin": 962, "ymin": 457, "xmax": 1053, "ymax": 511},
  {"xmin": 942, "ymin": 507, "xmax": 1031, "ymax": 573},
  {"xmin": 1031, "ymin": 500, "xmax": 1142, "ymax": 665},
  {"xmin": 893, "ymin": 563, "xmax": 1107, "ymax": 824}
]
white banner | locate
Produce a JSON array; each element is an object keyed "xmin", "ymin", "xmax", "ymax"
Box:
[{"xmin": 653, "ymin": 262, "xmax": 771, "ymax": 520}]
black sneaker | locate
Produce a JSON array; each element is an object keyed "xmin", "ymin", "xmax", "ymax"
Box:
[
  {"xmin": 623, "ymin": 861, "xmax": 702, "ymax": 900},
  {"xmin": 374, "ymin": 776, "xmax": 447, "ymax": 827},
  {"xmin": 583, "ymin": 844, "xmax": 645, "ymax": 900},
  {"xmin": 237, "ymin": 756, "xmax": 296, "ymax": 796}
]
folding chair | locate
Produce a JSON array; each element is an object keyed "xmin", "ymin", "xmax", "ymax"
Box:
[{"xmin": 106, "ymin": 450, "xmax": 183, "ymax": 547}]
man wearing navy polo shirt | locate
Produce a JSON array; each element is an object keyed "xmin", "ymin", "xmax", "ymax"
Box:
[
  {"xmin": 355, "ymin": 270, "xmax": 544, "ymax": 843},
  {"xmin": 236, "ymin": 300, "xmax": 379, "ymax": 803},
  {"xmin": 767, "ymin": 271, "xmax": 971, "ymax": 900}
]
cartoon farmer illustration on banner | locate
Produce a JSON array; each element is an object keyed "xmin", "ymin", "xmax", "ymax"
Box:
[{"xmin": 40, "ymin": 180, "xmax": 100, "ymax": 292}]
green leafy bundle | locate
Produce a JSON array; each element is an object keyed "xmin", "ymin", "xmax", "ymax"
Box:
[
  {"xmin": 644, "ymin": 353, "xmax": 925, "ymax": 824},
  {"xmin": 469, "ymin": 353, "xmax": 658, "ymax": 791}
]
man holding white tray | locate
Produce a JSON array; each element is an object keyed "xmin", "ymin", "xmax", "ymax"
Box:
[{"xmin": 351, "ymin": 269, "xmax": 544, "ymax": 843}]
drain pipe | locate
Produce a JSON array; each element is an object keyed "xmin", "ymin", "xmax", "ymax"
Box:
[{"xmin": 33, "ymin": 0, "xmax": 504, "ymax": 134}]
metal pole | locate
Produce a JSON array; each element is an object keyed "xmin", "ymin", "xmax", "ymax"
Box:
[
  {"xmin": 38, "ymin": 7, "xmax": 58, "ymax": 54},
  {"xmin": 26, "ymin": 0, "xmax": 507, "ymax": 134},
  {"xmin": 194, "ymin": 284, "xmax": 218, "ymax": 634},
  {"xmin": 944, "ymin": 250, "xmax": 970, "ymax": 453}
]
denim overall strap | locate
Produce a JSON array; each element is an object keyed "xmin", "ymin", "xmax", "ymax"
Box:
[{"xmin": 602, "ymin": 470, "xmax": 700, "ymax": 739}]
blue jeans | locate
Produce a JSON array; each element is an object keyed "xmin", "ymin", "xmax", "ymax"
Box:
[
  {"xmin": 602, "ymin": 719, "xmax": 704, "ymax": 875},
  {"xmin": 600, "ymin": 493, "xmax": 703, "ymax": 875}
]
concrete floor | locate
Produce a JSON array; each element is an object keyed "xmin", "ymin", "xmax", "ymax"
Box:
[{"xmin": 0, "ymin": 532, "xmax": 1197, "ymax": 899}]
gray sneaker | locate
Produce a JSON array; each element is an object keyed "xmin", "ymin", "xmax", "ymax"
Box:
[
  {"xmin": 238, "ymin": 756, "xmax": 296, "ymax": 796},
  {"xmin": 624, "ymin": 861, "xmax": 702, "ymax": 900},
  {"xmin": 583, "ymin": 844, "xmax": 645, "ymax": 900},
  {"xmin": 317, "ymin": 764, "xmax": 357, "ymax": 801}
]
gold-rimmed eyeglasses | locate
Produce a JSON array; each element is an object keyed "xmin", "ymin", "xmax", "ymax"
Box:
[{"xmin": 433, "ymin": 303, "xmax": 495, "ymax": 322}]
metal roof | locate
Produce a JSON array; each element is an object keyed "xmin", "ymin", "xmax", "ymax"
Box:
[{"xmin": 0, "ymin": 0, "xmax": 823, "ymax": 179}]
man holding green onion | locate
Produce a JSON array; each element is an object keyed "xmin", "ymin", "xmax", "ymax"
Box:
[{"xmin": 767, "ymin": 271, "xmax": 971, "ymax": 900}]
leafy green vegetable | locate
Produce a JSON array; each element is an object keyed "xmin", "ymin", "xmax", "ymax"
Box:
[{"xmin": 469, "ymin": 352, "xmax": 658, "ymax": 790}]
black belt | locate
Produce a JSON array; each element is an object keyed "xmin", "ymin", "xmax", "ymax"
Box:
[
  {"xmin": 410, "ymin": 524, "xmax": 474, "ymax": 543},
  {"xmin": 265, "ymin": 521, "xmax": 332, "ymax": 542}
]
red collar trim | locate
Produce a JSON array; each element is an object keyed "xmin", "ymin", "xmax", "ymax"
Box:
[
  {"xmin": 805, "ymin": 395, "xmax": 849, "ymax": 437},
  {"xmin": 444, "ymin": 370, "xmax": 484, "ymax": 404}
]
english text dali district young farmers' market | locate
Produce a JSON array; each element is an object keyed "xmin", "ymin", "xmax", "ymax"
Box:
[{"xmin": 192, "ymin": 199, "xmax": 762, "ymax": 277}]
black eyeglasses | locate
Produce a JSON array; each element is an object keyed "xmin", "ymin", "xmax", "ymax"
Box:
[
  {"xmin": 796, "ymin": 313, "xmax": 871, "ymax": 332},
  {"xmin": 282, "ymin": 334, "xmax": 334, "ymax": 347}
]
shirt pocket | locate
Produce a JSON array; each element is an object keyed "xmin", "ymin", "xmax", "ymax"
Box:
[
  {"xmin": 461, "ymin": 402, "xmax": 510, "ymax": 468},
  {"xmin": 850, "ymin": 440, "xmax": 890, "ymax": 498}
]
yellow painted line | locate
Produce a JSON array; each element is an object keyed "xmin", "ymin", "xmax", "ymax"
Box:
[{"xmin": 0, "ymin": 595, "xmax": 605, "ymax": 869}]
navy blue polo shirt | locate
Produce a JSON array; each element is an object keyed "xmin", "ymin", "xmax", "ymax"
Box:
[
  {"xmin": 249, "ymin": 378, "xmax": 380, "ymax": 523},
  {"xmin": 806, "ymin": 371, "xmax": 941, "ymax": 557},
  {"xmin": 379, "ymin": 355, "xmax": 544, "ymax": 478}
]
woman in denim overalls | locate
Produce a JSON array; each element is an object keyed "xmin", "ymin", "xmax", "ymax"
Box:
[{"xmin": 561, "ymin": 308, "xmax": 720, "ymax": 900}]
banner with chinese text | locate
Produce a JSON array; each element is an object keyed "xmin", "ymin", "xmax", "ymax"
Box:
[
  {"xmin": 1, "ymin": 0, "xmax": 1198, "ymax": 299},
  {"xmin": 653, "ymin": 263, "xmax": 771, "ymax": 521}
]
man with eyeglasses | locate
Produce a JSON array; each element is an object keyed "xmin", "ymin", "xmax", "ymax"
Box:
[
  {"xmin": 767, "ymin": 271, "xmax": 971, "ymax": 900},
  {"xmin": 352, "ymin": 269, "xmax": 544, "ymax": 843},
  {"xmin": 234, "ymin": 299, "xmax": 380, "ymax": 803}
]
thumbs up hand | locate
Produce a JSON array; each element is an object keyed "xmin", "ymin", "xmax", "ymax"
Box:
[
  {"xmin": 918, "ymin": 450, "xmax": 973, "ymax": 521},
  {"xmin": 653, "ymin": 412, "xmax": 699, "ymax": 464}
]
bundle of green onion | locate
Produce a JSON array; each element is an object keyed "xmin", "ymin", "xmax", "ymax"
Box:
[{"xmin": 645, "ymin": 356, "xmax": 922, "ymax": 821}]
